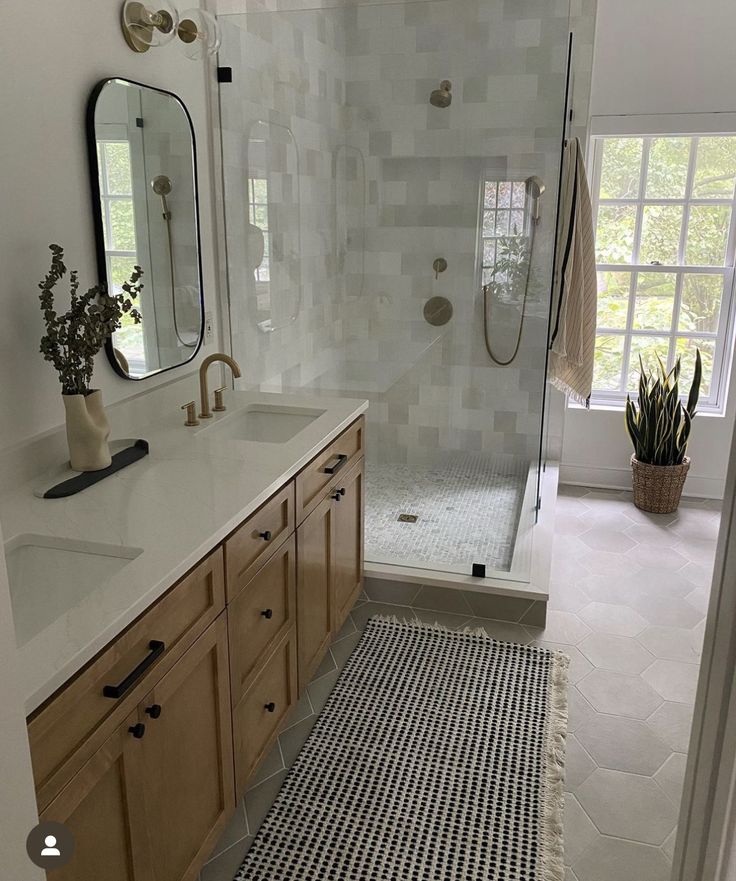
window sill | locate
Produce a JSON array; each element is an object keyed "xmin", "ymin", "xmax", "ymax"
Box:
[{"xmin": 568, "ymin": 399, "xmax": 727, "ymax": 418}]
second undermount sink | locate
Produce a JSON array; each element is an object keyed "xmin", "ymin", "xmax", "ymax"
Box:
[
  {"xmin": 5, "ymin": 535, "xmax": 142, "ymax": 646},
  {"xmin": 202, "ymin": 403, "xmax": 326, "ymax": 443}
]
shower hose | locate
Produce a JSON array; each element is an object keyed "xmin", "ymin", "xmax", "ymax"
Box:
[{"xmin": 482, "ymin": 217, "xmax": 537, "ymax": 366}]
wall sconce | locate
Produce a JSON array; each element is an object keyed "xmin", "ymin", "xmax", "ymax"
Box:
[
  {"xmin": 121, "ymin": 0, "xmax": 179, "ymax": 53},
  {"xmin": 177, "ymin": 9, "xmax": 221, "ymax": 60}
]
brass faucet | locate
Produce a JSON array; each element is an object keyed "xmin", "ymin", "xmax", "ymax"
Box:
[{"xmin": 199, "ymin": 353, "xmax": 242, "ymax": 418}]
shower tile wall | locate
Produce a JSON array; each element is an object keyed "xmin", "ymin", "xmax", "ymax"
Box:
[{"xmin": 220, "ymin": 0, "xmax": 597, "ymax": 465}]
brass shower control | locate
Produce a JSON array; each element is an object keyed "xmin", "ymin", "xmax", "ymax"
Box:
[
  {"xmin": 213, "ymin": 387, "xmax": 227, "ymax": 411},
  {"xmin": 182, "ymin": 401, "xmax": 199, "ymax": 426},
  {"xmin": 433, "ymin": 258, "xmax": 448, "ymax": 279}
]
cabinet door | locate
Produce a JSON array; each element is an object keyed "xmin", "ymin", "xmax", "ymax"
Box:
[
  {"xmin": 332, "ymin": 458, "xmax": 365, "ymax": 632},
  {"xmin": 232, "ymin": 628, "xmax": 298, "ymax": 797},
  {"xmin": 41, "ymin": 710, "xmax": 153, "ymax": 881},
  {"xmin": 229, "ymin": 535, "xmax": 296, "ymax": 703},
  {"xmin": 139, "ymin": 616, "xmax": 235, "ymax": 881},
  {"xmin": 296, "ymin": 495, "xmax": 334, "ymax": 691}
]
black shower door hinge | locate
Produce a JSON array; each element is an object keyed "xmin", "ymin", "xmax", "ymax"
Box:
[
  {"xmin": 472, "ymin": 563, "xmax": 486, "ymax": 578},
  {"xmin": 217, "ymin": 67, "xmax": 233, "ymax": 83}
]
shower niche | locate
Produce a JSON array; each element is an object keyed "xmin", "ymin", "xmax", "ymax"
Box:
[{"xmin": 87, "ymin": 78, "xmax": 204, "ymax": 379}]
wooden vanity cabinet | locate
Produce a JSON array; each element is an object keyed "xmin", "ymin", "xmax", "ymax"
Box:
[
  {"xmin": 42, "ymin": 616, "xmax": 234, "ymax": 881},
  {"xmin": 29, "ymin": 414, "xmax": 366, "ymax": 881}
]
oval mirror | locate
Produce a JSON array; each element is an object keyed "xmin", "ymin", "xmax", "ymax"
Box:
[{"xmin": 87, "ymin": 78, "xmax": 204, "ymax": 379}]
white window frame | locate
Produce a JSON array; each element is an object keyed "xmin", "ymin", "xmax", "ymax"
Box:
[{"xmin": 587, "ymin": 114, "xmax": 736, "ymax": 413}]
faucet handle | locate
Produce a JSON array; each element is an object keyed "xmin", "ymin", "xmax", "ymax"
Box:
[
  {"xmin": 182, "ymin": 401, "xmax": 199, "ymax": 427},
  {"xmin": 213, "ymin": 387, "xmax": 227, "ymax": 412}
]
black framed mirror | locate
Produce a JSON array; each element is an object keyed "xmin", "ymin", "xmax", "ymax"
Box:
[{"xmin": 87, "ymin": 77, "xmax": 204, "ymax": 380}]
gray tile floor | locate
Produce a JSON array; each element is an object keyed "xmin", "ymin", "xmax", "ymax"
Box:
[{"xmin": 199, "ymin": 485, "xmax": 719, "ymax": 881}]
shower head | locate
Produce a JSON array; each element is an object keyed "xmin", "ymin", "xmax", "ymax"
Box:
[
  {"xmin": 525, "ymin": 175, "xmax": 545, "ymax": 222},
  {"xmin": 151, "ymin": 174, "xmax": 173, "ymax": 196},
  {"xmin": 525, "ymin": 175, "xmax": 545, "ymax": 199},
  {"xmin": 429, "ymin": 80, "xmax": 452, "ymax": 108}
]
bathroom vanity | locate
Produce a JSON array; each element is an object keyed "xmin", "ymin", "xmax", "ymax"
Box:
[{"xmin": 4, "ymin": 393, "xmax": 366, "ymax": 881}]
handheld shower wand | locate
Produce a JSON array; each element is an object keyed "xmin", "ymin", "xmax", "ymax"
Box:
[{"xmin": 150, "ymin": 174, "xmax": 196, "ymax": 348}]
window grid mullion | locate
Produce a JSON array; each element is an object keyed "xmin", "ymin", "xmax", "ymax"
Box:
[
  {"xmin": 668, "ymin": 141, "xmax": 699, "ymax": 368},
  {"xmin": 620, "ymin": 139, "xmax": 649, "ymax": 392}
]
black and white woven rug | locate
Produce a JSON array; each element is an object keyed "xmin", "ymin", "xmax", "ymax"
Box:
[{"xmin": 235, "ymin": 616, "xmax": 570, "ymax": 881}]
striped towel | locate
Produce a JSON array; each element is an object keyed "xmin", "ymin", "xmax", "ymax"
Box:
[{"xmin": 549, "ymin": 137, "xmax": 598, "ymax": 407}]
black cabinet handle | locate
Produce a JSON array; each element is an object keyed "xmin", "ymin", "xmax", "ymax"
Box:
[
  {"xmin": 145, "ymin": 704, "xmax": 162, "ymax": 719},
  {"xmin": 323, "ymin": 454, "xmax": 348, "ymax": 475},
  {"xmin": 331, "ymin": 487, "xmax": 346, "ymax": 501},
  {"xmin": 261, "ymin": 609, "xmax": 273, "ymax": 619},
  {"xmin": 264, "ymin": 702, "xmax": 276, "ymax": 713},
  {"xmin": 103, "ymin": 640, "xmax": 165, "ymax": 699},
  {"xmin": 128, "ymin": 723, "xmax": 146, "ymax": 739},
  {"xmin": 259, "ymin": 531, "xmax": 272, "ymax": 541}
]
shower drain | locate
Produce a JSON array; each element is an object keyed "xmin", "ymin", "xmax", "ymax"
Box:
[{"xmin": 397, "ymin": 514, "xmax": 419, "ymax": 523}]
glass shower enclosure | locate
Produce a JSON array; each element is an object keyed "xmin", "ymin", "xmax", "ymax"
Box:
[{"xmin": 217, "ymin": 0, "xmax": 575, "ymax": 586}]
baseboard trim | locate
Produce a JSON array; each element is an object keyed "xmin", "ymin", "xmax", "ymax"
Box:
[{"xmin": 559, "ymin": 463, "xmax": 725, "ymax": 500}]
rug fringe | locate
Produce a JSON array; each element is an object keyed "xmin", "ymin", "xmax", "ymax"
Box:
[{"xmin": 540, "ymin": 651, "xmax": 570, "ymax": 881}]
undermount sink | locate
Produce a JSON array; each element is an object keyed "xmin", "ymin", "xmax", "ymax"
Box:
[
  {"xmin": 202, "ymin": 403, "xmax": 325, "ymax": 443},
  {"xmin": 5, "ymin": 535, "xmax": 142, "ymax": 646}
]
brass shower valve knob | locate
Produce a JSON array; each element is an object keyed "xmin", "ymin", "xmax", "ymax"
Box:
[{"xmin": 433, "ymin": 258, "xmax": 448, "ymax": 279}]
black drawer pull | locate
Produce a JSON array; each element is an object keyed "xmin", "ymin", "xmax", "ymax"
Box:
[
  {"xmin": 264, "ymin": 702, "xmax": 276, "ymax": 713},
  {"xmin": 128, "ymin": 722, "xmax": 146, "ymax": 739},
  {"xmin": 261, "ymin": 608, "xmax": 273, "ymax": 619},
  {"xmin": 323, "ymin": 453, "xmax": 348, "ymax": 475},
  {"xmin": 259, "ymin": 530, "xmax": 272, "ymax": 541},
  {"xmin": 103, "ymin": 640, "xmax": 165, "ymax": 699},
  {"xmin": 145, "ymin": 704, "xmax": 162, "ymax": 719},
  {"xmin": 331, "ymin": 487, "xmax": 346, "ymax": 501}
]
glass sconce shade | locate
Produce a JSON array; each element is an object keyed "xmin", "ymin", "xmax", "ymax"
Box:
[
  {"xmin": 177, "ymin": 9, "xmax": 221, "ymax": 60},
  {"xmin": 121, "ymin": 0, "xmax": 179, "ymax": 53}
]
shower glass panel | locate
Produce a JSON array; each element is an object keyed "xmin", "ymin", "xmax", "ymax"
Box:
[{"xmin": 218, "ymin": 0, "xmax": 573, "ymax": 583}]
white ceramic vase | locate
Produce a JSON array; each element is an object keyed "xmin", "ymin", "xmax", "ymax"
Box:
[{"xmin": 63, "ymin": 390, "xmax": 112, "ymax": 472}]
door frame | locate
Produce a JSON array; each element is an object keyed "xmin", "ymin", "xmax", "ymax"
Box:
[{"xmin": 673, "ymin": 417, "xmax": 736, "ymax": 880}]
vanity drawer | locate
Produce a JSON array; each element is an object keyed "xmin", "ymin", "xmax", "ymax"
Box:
[
  {"xmin": 296, "ymin": 416, "xmax": 364, "ymax": 523},
  {"xmin": 228, "ymin": 535, "xmax": 296, "ymax": 703},
  {"xmin": 225, "ymin": 482, "xmax": 295, "ymax": 601},
  {"xmin": 232, "ymin": 626, "xmax": 297, "ymax": 796},
  {"xmin": 28, "ymin": 548, "xmax": 225, "ymax": 813}
]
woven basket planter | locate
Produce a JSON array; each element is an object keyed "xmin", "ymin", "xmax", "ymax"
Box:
[{"xmin": 631, "ymin": 455, "xmax": 690, "ymax": 514}]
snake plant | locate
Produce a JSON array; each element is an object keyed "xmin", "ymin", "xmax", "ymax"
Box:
[{"xmin": 625, "ymin": 349, "xmax": 702, "ymax": 466}]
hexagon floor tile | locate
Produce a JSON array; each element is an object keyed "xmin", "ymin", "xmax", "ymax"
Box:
[
  {"xmin": 642, "ymin": 659, "xmax": 701, "ymax": 703},
  {"xmin": 576, "ymin": 714, "xmax": 671, "ymax": 776},
  {"xmin": 573, "ymin": 835, "xmax": 672, "ymax": 881},
  {"xmin": 646, "ymin": 702, "xmax": 695, "ymax": 753},
  {"xmin": 577, "ymin": 768, "xmax": 679, "ymax": 844},
  {"xmin": 578, "ymin": 601, "xmax": 647, "ymax": 637},
  {"xmin": 578, "ymin": 668, "xmax": 663, "ymax": 719},
  {"xmin": 578, "ymin": 633, "xmax": 655, "ymax": 674}
]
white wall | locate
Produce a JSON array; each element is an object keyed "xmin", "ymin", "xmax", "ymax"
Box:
[
  {"xmin": 0, "ymin": 525, "xmax": 44, "ymax": 881},
  {"xmin": 561, "ymin": 0, "xmax": 736, "ymax": 498},
  {"xmin": 0, "ymin": 0, "xmax": 222, "ymax": 453}
]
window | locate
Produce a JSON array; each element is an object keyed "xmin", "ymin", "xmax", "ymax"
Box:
[
  {"xmin": 481, "ymin": 180, "xmax": 529, "ymax": 287},
  {"xmin": 248, "ymin": 177, "xmax": 270, "ymax": 282},
  {"xmin": 590, "ymin": 134, "xmax": 736, "ymax": 408},
  {"xmin": 96, "ymin": 140, "xmax": 145, "ymax": 368}
]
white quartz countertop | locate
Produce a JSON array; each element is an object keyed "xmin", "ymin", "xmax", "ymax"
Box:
[{"xmin": 1, "ymin": 391, "xmax": 368, "ymax": 714}]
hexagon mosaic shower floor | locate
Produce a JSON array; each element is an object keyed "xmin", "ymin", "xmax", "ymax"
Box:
[{"xmin": 198, "ymin": 485, "xmax": 719, "ymax": 881}]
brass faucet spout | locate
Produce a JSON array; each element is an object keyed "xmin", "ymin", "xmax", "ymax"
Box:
[{"xmin": 199, "ymin": 353, "xmax": 242, "ymax": 418}]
